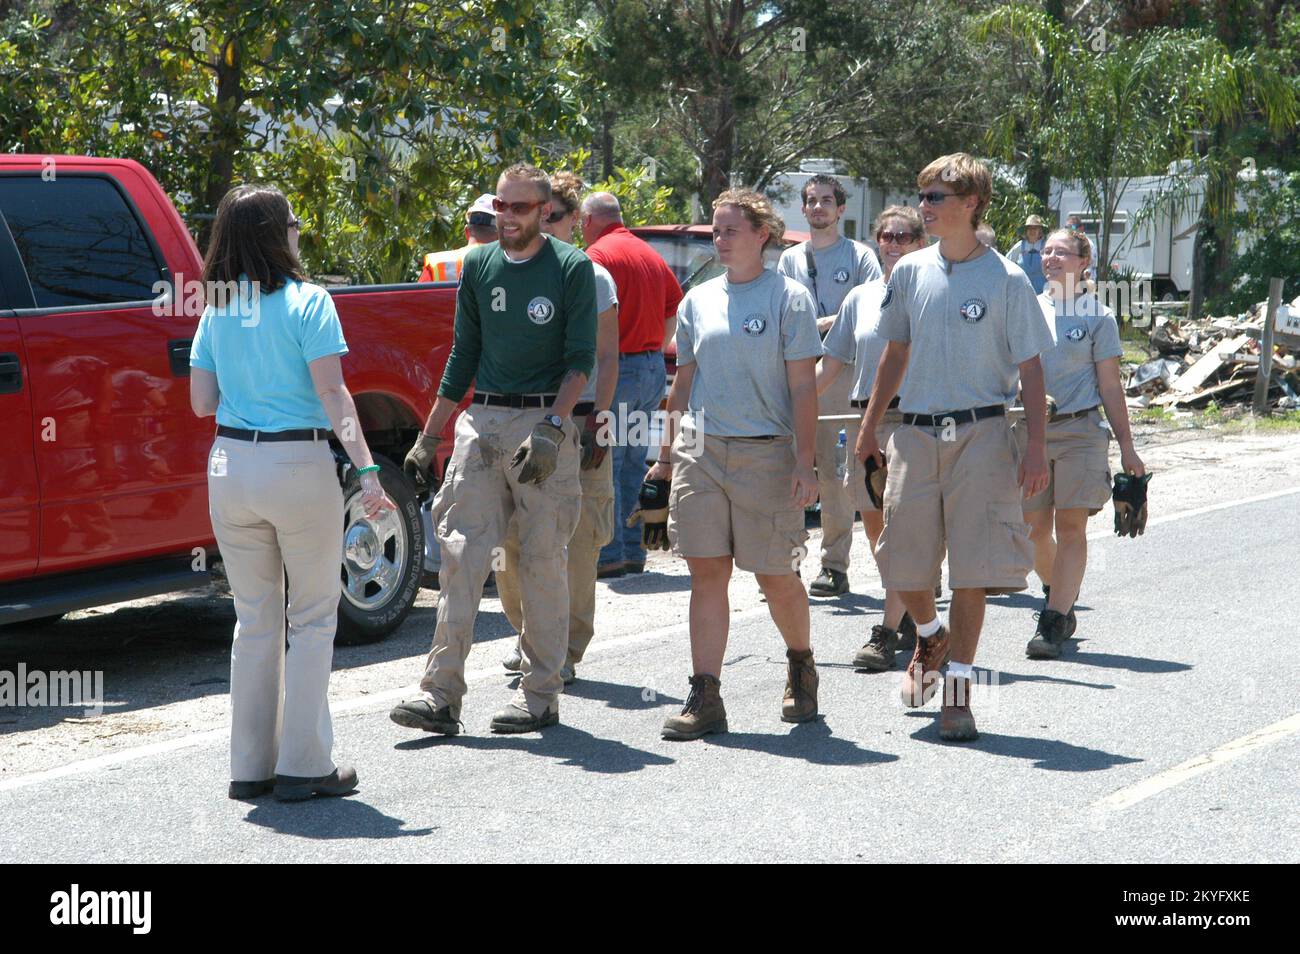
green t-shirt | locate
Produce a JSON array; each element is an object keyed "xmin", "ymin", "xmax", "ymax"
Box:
[{"xmin": 437, "ymin": 235, "xmax": 597, "ymax": 401}]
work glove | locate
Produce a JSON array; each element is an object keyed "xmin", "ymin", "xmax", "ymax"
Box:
[
  {"xmin": 511, "ymin": 419, "xmax": 565, "ymax": 485},
  {"xmin": 580, "ymin": 411, "xmax": 608, "ymax": 471},
  {"xmin": 863, "ymin": 455, "xmax": 887, "ymax": 511},
  {"xmin": 625, "ymin": 478, "xmax": 671, "ymax": 550},
  {"xmin": 403, "ymin": 432, "xmax": 441, "ymax": 493},
  {"xmin": 1112, "ymin": 472, "xmax": 1151, "ymax": 538}
]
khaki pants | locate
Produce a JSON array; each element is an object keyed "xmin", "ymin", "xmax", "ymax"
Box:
[
  {"xmin": 497, "ymin": 414, "xmax": 615, "ymax": 667},
  {"xmin": 421, "ymin": 404, "xmax": 582, "ymax": 716},
  {"xmin": 207, "ymin": 435, "xmax": 344, "ymax": 781},
  {"xmin": 814, "ymin": 370, "xmax": 861, "ymax": 572}
]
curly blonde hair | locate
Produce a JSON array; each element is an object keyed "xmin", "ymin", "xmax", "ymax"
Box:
[
  {"xmin": 549, "ymin": 170, "xmax": 585, "ymax": 216},
  {"xmin": 713, "ymin": 188, "xmax": 785, "ymax": 252}
]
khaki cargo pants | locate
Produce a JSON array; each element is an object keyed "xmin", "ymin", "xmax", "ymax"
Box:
[
  {"xmin": 420, "ymin": 404, "xmax": 581, "ymax": 716},
  {"xmin": 814, "ymin": 368, "xmax": 861, "ymax": 573},
  {"xmin": 497, "ymin": 412, "xmax": 615, "ymax": 667}
]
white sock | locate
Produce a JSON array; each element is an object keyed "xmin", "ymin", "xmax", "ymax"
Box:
[
  {"xmin": 948, "ymin": 661, "xmax": 973, "ymax": 680},
  {"xmin": 916, "ymin": 616, "xmax": 942, "ymax": 638}
]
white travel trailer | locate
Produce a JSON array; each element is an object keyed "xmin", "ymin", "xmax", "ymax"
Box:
[{"xmin": 1050, "ymin": 162, "xmax": 1261, "ymax": 299}]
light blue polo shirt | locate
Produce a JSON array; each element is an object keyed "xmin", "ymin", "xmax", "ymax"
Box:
[{"xmin": 190, "ymin": 278, "xmax": 348, "ymax": 431}]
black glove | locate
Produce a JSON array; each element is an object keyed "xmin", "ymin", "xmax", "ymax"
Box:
[
  {"xmin": 625, "ymin": 478, "xmax": 671, "ymax": 550},
  {"xmin": 1112, "ymin": 472, "xmax": 1150, "ymax": 538},
  {"xmin": 863, "ymin": 455, "xmax": 887, "ymax": 511}
]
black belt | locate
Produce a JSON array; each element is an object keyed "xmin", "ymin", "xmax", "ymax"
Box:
[
  {"xmin": 902, "ymin": 405, "xmax": 1005, "ymax": 427},
  {"xmin": 733, "ymin": 434, "xmax": 780, "ymax": 441},
  {"xmin": 217, "ymin": 425, "xmax": 333, "ymax": 442},
  {"xmin": 572, "ymin": 401, "xmax": 595, "ymax": 417},
  {"xmin": 471, "ymin": 392, "xmax": 557, "ymax": 409},
  {"xmin": 619, "ymin": 349, "xmax": 658, "ymax": 359},
  {"xmin": 850, "ymin": 396, "xmax": 900, "ymax": 410},
  {"xmin": 1049, "ymin": 405, "xmax": 1099, "ymax": 423}
]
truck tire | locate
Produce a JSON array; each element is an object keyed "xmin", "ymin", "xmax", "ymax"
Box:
[{"xmin": 336, "ymin": 454, "xmax": 424, "ymax": 645}]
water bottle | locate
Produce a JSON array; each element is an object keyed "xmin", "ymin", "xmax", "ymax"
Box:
[{"xmin": 835, "ymin": 429, "xmax": 847, "ymax": 479}]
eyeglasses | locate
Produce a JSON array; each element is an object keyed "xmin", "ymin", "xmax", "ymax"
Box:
[
  {"xmin": 917, "ymin": 191, "xmax": 964, "ymax": 205},
  {"xmin": 546, "ymin": 208, "xmax": 572, "ymax": 224},
  {"xmin": 287, "ymin": 216, "xmax": 301, "ymax": 230},
  {"xmin": 1042, "ymin": 247, "xmax": 1083, "ymax": 258},
  {"xmin": 877, "ymin": 230, "xmax": 920, "ymax": 244},
  {"xmin": 491, "ymin": 198, "xmax": 546, "ymax": 215}
]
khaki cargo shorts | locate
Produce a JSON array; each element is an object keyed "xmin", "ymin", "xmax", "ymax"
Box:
[
  {"xmin": 667, "ymin": 432, "xmax": 808, "ymax": 576},
  {"xmin": 876, "ymin": 415, "xmax": 1032, "ymax": 594},
  {"xmin": 1013, "ymin": 409, "xmax": 1112, "ymax": 514}
]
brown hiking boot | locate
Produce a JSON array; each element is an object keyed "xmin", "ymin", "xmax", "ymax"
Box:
[
  {"xmin": 938, "ymin": 675, "xmax": 978, "ymax": 741},
  {"xmin": 900, "ymin": 625, "xmax": 950, "ymax": 707},
  {"xmin": 662, "ymin": 674, "xmax": 727, "ymax": 740},
  {"xmin": 781, "ymin": 648, "xmax": 819, "ymax": 723},
  {"xmin": 853, "ymin": 624, "xmax": 899, "ymax": 671}
]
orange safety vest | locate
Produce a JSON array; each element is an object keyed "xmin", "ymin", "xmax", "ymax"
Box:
[{"xmin": 419, "ymin": 246, "xmax": 470, "ymax": 283}]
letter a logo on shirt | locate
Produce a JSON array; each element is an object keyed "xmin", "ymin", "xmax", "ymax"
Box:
[
  {"xmin": 527, "ymin": 296, "xmax": 555, "ymax": 325},
  {"xmin": 742, "ymin": 316, "xmax": 767, "ymax": 336},
  {"xmin": 1065, "ymin": 325, "xmax": 1087, "ymax": 341},
  {"xmin": 959, "ymin": 298, "xmax": 986, "ymax": 323}
]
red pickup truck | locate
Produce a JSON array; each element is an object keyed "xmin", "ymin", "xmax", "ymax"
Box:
[{"xmin": 0, "ymin": 156, "xmax": 459, "ymax": 642}]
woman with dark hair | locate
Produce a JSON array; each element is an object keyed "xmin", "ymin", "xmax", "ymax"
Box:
[
  {"xmin": 189, "ymin": 184, "xmax": 394, "ymax": 801},
  {"xmin": 816, "ymin": 205, "xmax": 930, "ymax": 671}
]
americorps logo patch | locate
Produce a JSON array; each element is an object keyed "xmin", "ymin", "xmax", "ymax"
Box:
[
  {"xmin": 1065, "ymin": 325, "xmax": 1088, "ymax": 341},
  {"xmin": 527, "ymin": 296, "xmax": 555, "ymax": 325},
  {"xmin": 959, "ymin": 298, "xmax": 986, "ymax": 322},
  {"xmin": 833, "ymin": 267, "xmax": 850, "ymax": 283},
  {"xmin": 742, "ymin": 315, "xmax": 767, "ymax": 336}
]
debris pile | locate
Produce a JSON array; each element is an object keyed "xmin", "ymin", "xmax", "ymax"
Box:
[{"xmin": 1125, "ymin": 296, "xmax": 1300, "ymax": 411}]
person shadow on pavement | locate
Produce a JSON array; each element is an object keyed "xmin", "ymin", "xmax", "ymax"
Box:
[
  {"xmin": 904, "ymin": 712, "xmax": 1143, "ymax": 772},
  {"xmin": 394, "ymin": 724, "xmax": 676, "ymax": 774},
  {"xmin": 243, "ymin": 799, "xmax": 436, "ymax": 840},
  {"xmin": 703, "ymin": 720, "xmax": 899, "ymax": 767},
  {"xmin": 560, "ymin": 678, "xmax": 684, "ymax": 710}
]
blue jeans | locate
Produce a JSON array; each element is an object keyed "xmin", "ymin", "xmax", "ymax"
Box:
[{"xmin": 601, "ymin": 351, "xmax": 666, "ymax": 567}]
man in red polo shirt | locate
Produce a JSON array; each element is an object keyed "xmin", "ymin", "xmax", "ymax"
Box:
[{"xmin": 579, "ymin": 192, "xmax": 684, "ymax": 576}]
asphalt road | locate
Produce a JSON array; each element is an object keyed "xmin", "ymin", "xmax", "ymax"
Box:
[{"xmin": 1, "ymin": 483, "xmax": 1297, "ymax": 863}]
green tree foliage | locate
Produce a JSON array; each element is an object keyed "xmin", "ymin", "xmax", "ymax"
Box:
[{"xmin": 0, "ymin": 0, "xmax": 585, "ymax": 280}]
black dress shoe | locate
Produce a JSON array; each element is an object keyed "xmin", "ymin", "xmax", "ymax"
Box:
[
  {"xmin": 273, "ymin": 766, "xmax": 359, "ymax": 802},
  {"xmin": 228, "ymin": 778, "xmax": 275, "ymax": 800}
]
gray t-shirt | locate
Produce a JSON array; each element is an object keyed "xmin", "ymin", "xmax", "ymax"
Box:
[
  {"xmin": 675, "ymin": 269, "xmax": 822, "ymax": 438},
  {"xmin": 1037, "ymin": 290, "xmax": 1122, "ymax": 414},
  {"xmin": 579, "ymin": 261, "xmax": 619, "ymax": 403},
  {"xmin": 821, "ymin": 277, "xmax": 916, "ymax": 403},
  {"xmin": 877, "ymin": 244, "xmax": 1053, "ymax": 414},
  {"xmin": 777, "ymin": 237, "xmax": 882, "ymax": 319}
]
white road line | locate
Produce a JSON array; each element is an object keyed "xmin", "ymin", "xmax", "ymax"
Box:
[
  {"xmin": 1092, "ymin": 711, "xmax": 1300, "ymax": 812},
  {"xmin": 2, "ymin": 486, "xmax": 1297, "ymax": 797}
]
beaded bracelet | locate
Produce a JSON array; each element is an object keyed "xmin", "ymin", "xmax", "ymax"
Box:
[{"xmin": 357, "ymin": 464, "xmax": 381, "ymax": 476}]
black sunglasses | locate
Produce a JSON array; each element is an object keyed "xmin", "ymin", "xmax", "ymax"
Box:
[
  {"xmin": 917, "ymin": 191, "xmax": 966, "ymax": 205},
  {"xmin": 546, "ymin": 208, "xmax": 572, "ymax": 224},
  {"xmin": 877, "ymin": 230, "xmax": 920, "ymax": 244}
]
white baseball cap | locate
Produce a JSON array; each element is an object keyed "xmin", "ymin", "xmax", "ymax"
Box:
[{"xmin": 467, "ymin": 193, "xmax": 497, "ymax": 221}]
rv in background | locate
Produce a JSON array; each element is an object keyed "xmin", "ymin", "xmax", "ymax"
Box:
[{"xmin": 1050, "ymin": 161, "xmax": 1264, "ymax": 300}]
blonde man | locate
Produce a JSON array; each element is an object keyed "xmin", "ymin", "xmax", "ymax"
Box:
[{"xmin": 856, "ymin": 154, "xmax": 1052, "ymax": 741}]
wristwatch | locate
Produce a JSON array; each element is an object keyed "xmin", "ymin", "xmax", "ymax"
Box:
[{"xmin": 542, "ymin": 414, "xmax": 564, "ymax": 430}]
